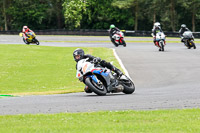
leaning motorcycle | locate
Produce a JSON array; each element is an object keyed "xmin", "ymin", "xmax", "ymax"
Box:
[
  {"xmin": 19, "ymin": 32, "xmax": 40, "ymax": 45},
  {"xmin": 76, "ymin": 58, "xmax": 135, "ymax": 96},
  {"xmin": 155, "ymin": 32, "xmax": 166, "ymax": 51},
  {"xmin": 182, "ymin": 31, "xmax": 196, "ymax": 49},
  {"xmin": 111, "ymin": 31, "xmax": 126, "ymax": 47}
]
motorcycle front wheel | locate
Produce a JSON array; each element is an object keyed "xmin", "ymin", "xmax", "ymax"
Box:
[
  {"xmin": 33, "ymin": 38, "xmax": 40, "ymax": 45},
  {"xmin": 122, "ymin": 39, "xmax": 126, "ymax": 47},
  {"xmin": 119, "ymin": 75, "xmax": 135, "ymax": 94},
  {"xmin": 85, "ymin": 77, "xmax": 107, "ymax": 96},
  {"xmin": 35, "ymin": 39, "xmax": 40, "ymax": 45},
  {"xmin": 190, "ymin": 41, "xmax": 196, "ymax": 49},
  {"xmin": 160, "ymin": 42, "xmax": 164, "ymax": 51}
]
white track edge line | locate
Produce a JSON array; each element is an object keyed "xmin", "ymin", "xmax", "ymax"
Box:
[{"xmin": 112, "ymin": 48, "xmax": 133, "ymax": 81}]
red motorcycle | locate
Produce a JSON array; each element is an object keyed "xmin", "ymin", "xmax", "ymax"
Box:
[{"xmin": 112, "ymin": 31, "xmax": 126, "ymax": 47}]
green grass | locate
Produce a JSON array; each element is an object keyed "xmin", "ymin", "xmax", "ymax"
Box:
[
  {"xmin": 0, "ymin": 44, "xmax": 121, "ymax": 95},
  {"xmin": 0, "ymin": 109, "xmax": 200, "ymax": 133}
]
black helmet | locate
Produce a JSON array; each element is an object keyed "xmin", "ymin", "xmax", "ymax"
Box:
[
  {"xmin": 181, "ymin": 24, "xmax": 186, "ymax": 28},
  {"xmin": 73, "ymin": 48, "xmax": 84, "ymax": 62}
]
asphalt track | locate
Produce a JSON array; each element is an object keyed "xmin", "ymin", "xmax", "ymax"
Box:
[{"xmin": 0, "ymin": 35, "xmax": 200, "ymax": 115}]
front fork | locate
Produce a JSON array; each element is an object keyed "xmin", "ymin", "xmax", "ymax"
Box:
[{"xmin": 86, "ymin": 75, "xmax": 100, "ymax": 84}]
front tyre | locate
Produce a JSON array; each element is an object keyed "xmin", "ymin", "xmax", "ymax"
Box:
[
  {"xmin": 190, "ymin": 41, "xmax": 196, "ymax": 49},
  {"xmin": 160, "ymin": 41, "xmax": 164, "ymax": 51},
  {"xmin": 85, "ymin": 77, "xmax": 107, "ymax": 96},
  {"xmin": 35, "ymin": 39, "xmax": 40, "ymax": 45},
  {"xmin": 122, "ymin": 39, "xmax": 126, "ymax": 47},
  {"xmin": 119, "ymin": 75, "xmax": 135, "ymax": 94}
]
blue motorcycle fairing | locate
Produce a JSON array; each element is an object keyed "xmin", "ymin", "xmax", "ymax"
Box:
[
  {"xmin": 86, "ymin": 75, "xmax": 98, "ymax": 83},
  {"xmin": 92, "ymin": 70, "xmax": 109, "ymax": 77},
  {"xmin": 86, "ymin": 70, "xmax": 111, "ymax": 86}
]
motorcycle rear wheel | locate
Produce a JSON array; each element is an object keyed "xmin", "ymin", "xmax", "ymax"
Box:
[
  {"xmin": 85, "ymin": 77, "xmax": 107, "ymax": 96},
  {"xmin": 114, "ymin": 43, "xmax": 119, "ymax": 47}
]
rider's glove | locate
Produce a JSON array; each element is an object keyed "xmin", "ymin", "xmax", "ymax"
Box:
[{"xmin": 93, "ymin": 57, "xmax": 101, "ymax": 64}]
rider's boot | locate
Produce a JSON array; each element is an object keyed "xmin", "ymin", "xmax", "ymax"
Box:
[
  {"xmin": 113, "ymin": 84, "xmax": 124, "ymax": 92},
  {"xmin": 109, "ymin": 73, "xmax": 124, "ymax": 93},
  {"xmin": 111, "ymin": 79, "xmax": 124, "ymax": 92}
]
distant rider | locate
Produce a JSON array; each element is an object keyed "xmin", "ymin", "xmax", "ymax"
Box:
[
  {"xmin": 22, "ymin": 26, "xmax": 33, "ymax": 40},
  {"xmin": 73, "ymin": 48, "xmax": 123, "ymax": 93},
  {"xmin": 179, "ymin": 24, "xmax": 192, "ymax": 42},
  {"xmin": 152, "ymin": 22, "xmax": 164, "ymax": 49},
  {"xmin": 109, "ymin": 24, "xmax": 121, "ymax": 46}
]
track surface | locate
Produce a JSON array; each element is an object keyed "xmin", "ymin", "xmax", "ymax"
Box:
[{"xmin": 0, "ymin": 35, "xmax": 200, "ymax": 115}]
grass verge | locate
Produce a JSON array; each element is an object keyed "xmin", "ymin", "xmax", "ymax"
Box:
[
  {"xmin": 0, "ymin": 109, "xmax": 200, "ymax": 133},
  {"xmin": 0, "ymin": 44, "xmax": 121, "ymax": 95}
]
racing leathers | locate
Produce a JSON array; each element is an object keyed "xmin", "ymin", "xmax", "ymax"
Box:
[
  {"xmin": 152, "ymin": 27, "xmax": 164, "ymax": 47},
  {"xmin": 109, "ymin": 27, "xmax": 121, "ymax": 46},
  {"xmin": 22, "ymin": 28, "xmax": 33, "ymax": 40},
  {"xmin": 179, "ymin": 27, "xmax": 191, "ymax": 42}
]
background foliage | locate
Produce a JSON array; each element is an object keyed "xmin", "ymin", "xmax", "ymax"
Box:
[{"xmin": 0, "ymin": 0, "xmax": 200, "ymax": 31}]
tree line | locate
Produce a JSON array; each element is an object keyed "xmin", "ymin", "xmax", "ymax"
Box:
[{"xmin": 0, "ymin": 0, "xmax": 200, "ymax": 32}]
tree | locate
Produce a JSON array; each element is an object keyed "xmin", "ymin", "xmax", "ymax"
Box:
[
  {"xmin": 63, "ymin": 0, "xmax": 87, "ymax": 29},
  {"xmin": 112, "ymin": 0, "xmax": 143, "ymax": 31},
  {"xmin": 5, "ymin": 0, "xmax": 49, "ymax": 30},
  {"xmin": 46, "ymin": 0, "xmax": 65, "ymax": 29},
  {"xmin": 83, "ymin": 0, "xmax": 133, "ymax": 29},
  {"xmin": 181, "ymin": 0, "xmax": 200, "ymax": 31},
  {"xmin": 2, "ymin": 0, "xmax": 11, "ymax": 31}
]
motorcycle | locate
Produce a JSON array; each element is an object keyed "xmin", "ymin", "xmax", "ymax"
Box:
[
  {"xmin": 19, "ymin": 32, "xmax": 40, "ymax": 45},
  {"xmin": 182, "ymin": 31, "xmax": 196, "ymax": 49},
  {"xmin": 155, "ymin": 32, "xmax": 166, "ymax": 51},
  {"xmin": 76, "ymin": 58, "xmax": 135, "ymax": 96},
  {"xmin": 111, "ymin": 31, "xmax": 126, "ymax": 47}
]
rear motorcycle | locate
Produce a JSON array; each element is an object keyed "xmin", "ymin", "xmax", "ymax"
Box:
[
  {"xmin": 155, "ymin": 32, "xmax": 166, "ymax": 51},
  {"xmin": 182, "ymin": 31, "xmax": 196, "ymax": 49},
  {"xmin": 111, "ymin": 31, "xmax": 126, "ymax": 47},
  {"xmin": 76, "ymin": 58, "xmax": 135, "ymax": 96},
  {"xmin": 19, "ymin": 32, "xmax": 40, "ymax": 45}
]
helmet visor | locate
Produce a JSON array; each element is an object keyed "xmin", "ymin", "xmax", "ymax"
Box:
[{"xmin": 75, "ymin": 55, "xmax": 81, "ymax": 60}]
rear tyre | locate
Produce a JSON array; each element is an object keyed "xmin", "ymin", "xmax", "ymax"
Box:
[
  {"xmin": 114, "ymin": 43, "xmax": 119, "ymax": 47},
  {"xmin": 120, "ymin": 75, "xmax": 135, "ymax": 94},
  {"xmin": 85, "ymin": 77, "xmax": 107, "ymax": 96}
]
